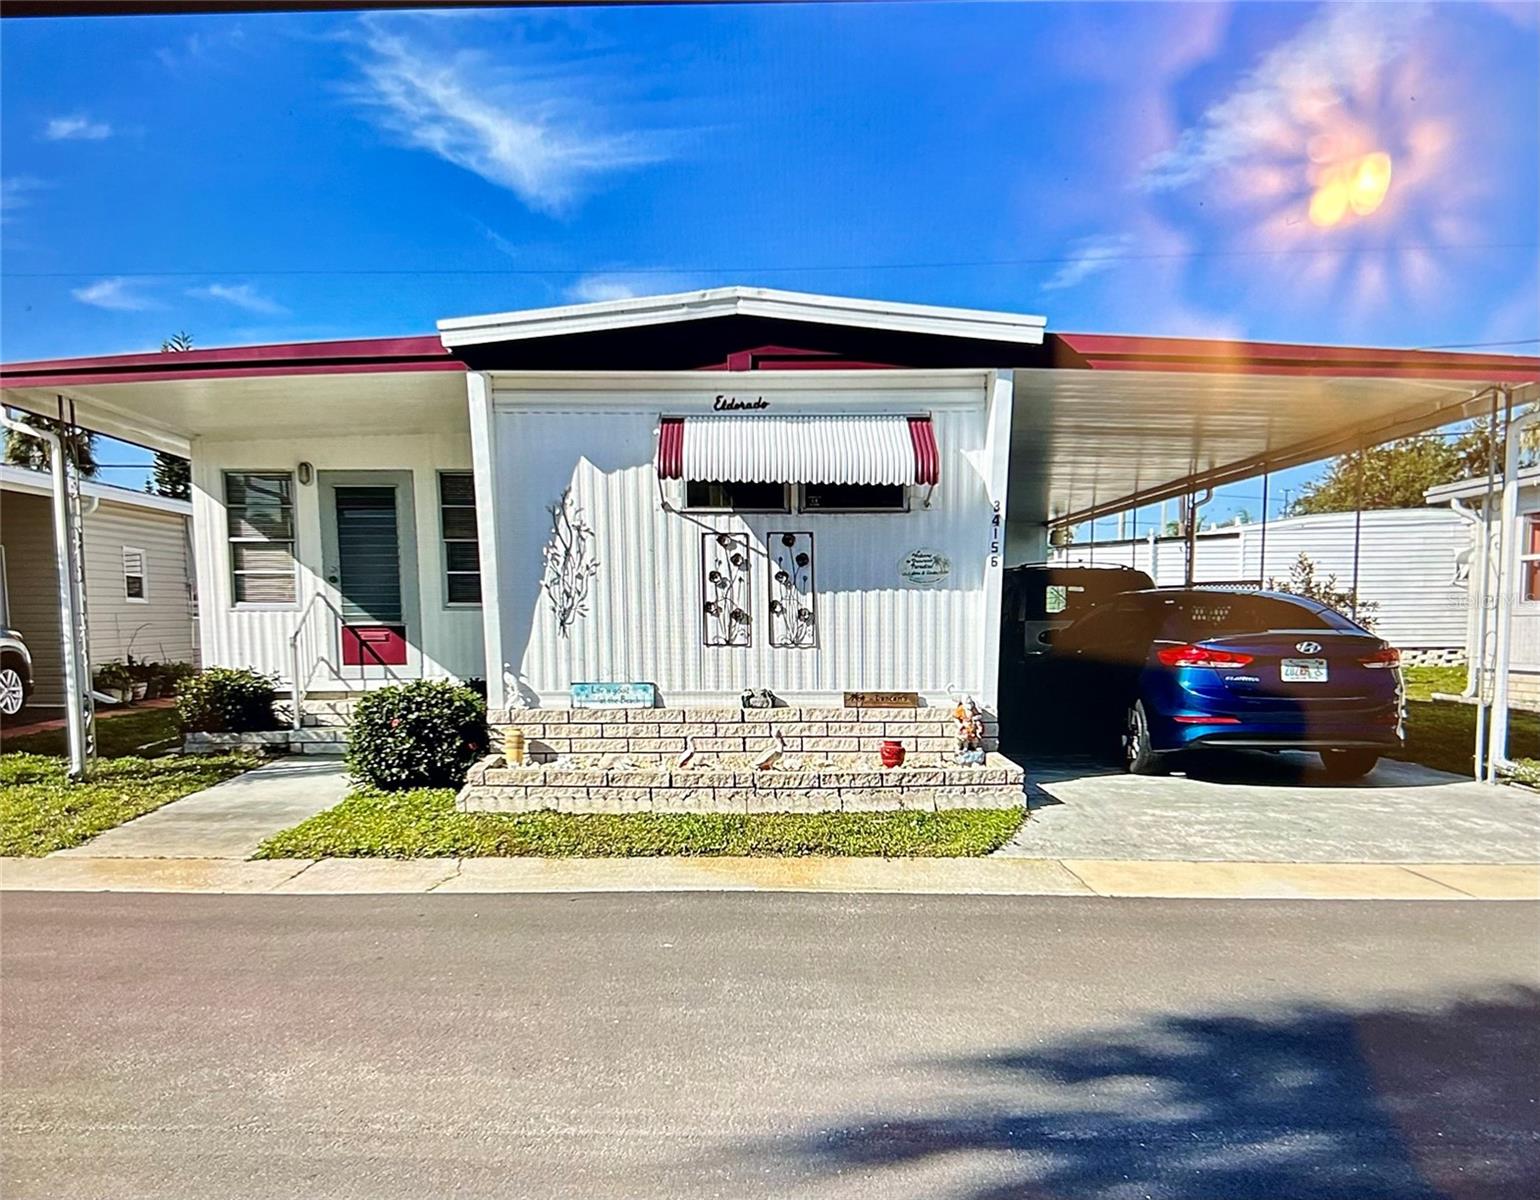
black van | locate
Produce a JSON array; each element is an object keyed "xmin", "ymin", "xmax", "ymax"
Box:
[{"xmin": 1001, "ymin": 563, "xmax": 1155, "ymax": 661}]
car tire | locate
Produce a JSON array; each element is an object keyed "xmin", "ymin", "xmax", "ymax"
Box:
[
  {"xmin": 1124, "ymin": 701, "xmax": 1164, "ymax": 775},
  {"xmin": 1320, "ymin": 748, "xmax": 1380, "ymax": 781},
  {"xmin": 0, "ymin": 663, "xmax": 27, "ymax": 720}
]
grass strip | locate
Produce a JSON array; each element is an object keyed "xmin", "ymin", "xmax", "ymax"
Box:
[
  {"xmin": 255, "ymin": 787, "xmax": 1024, "ymax": 859},
  {"xmin": 0, "ymin": 752, "xmax": 257, "ymax": 857}
]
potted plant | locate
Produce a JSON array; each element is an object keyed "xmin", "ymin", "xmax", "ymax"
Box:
[
  {"xmin": 157, "ymin": 660, "xmax": 196, "ymax": 697},
  {"xmin": 93, "ymin": 661, "xmax": 134, "ymax": 705},
  {"xmin": 127, "ymin": 658, "xmax": 158, "ymax": 700}
]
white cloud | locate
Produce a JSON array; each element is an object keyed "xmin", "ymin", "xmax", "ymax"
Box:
[
  {"xmin": 1141, "ymin": 3, "xmax": 1427, "ymax": 191},
  {"xmin": 351, "ymin": 18, "xmax": 665, "ymax": 214},
  {"xmin": 188, "ymin": 282, "xmax": 288, "ymax": 316},
  {"xmin": 0, "ymin": 176, "xmax": 45, "ymax": 223},
  {"xmin": 43, "ymin": 115, "xmax": 112, "ymax": 141},
  {"xmin": 564, "ymin": 272, "xmax": 696, "ymax": 303},
  {"xmin": 1042, "ymin": 233, "xmax": 1137, "ymax": 292},
  {"xmin": 71, "ymin": 277, "xmax": 160, "ymax": 312}
]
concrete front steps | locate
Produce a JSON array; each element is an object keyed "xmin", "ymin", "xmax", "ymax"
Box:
[{"xmin": 183, "ymin": 694, "xmax": 357, "ymax": 756}]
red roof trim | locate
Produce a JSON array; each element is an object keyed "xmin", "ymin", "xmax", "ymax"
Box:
[
  {"xmin": 0, "ymin": 334, "xmax": 462, "ymax": 390},
  {"xmin": 1051, "ymin": 333, "xmax": 1540, "ymax": 382}
]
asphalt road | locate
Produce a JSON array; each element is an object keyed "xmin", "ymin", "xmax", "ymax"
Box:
[{"xmin": 3, "ymin": 893, "xmax": 1537, "ymax": 1200}]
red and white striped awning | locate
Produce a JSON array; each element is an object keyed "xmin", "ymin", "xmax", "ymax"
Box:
[{"xmin": 656, "ymin": 414, "xmax": 939, "ymax": 486}]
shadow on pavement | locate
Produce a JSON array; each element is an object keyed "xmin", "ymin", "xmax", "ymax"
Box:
[{"xmin": 759, "ymin": 987, "xmax": 1540, "ymax": 1200}]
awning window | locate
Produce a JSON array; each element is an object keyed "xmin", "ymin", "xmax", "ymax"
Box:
[{"xmin": 656, "ymin": 414, "xmax": 939, "ymax": 487}]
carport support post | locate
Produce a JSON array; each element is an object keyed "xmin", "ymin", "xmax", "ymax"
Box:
[
  {"xmin": 1350, "ymin": 444, "xmax": 1365, "ymax": 621},
  {"xmin": 0, "ymin": 413, "xmax": 92, "ymax": 778}
]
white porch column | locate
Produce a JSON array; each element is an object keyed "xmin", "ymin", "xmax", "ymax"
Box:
[
  {"xmin": 980, "ymin": 369, "xmax": 1014, "ymax": 712},
  {"xmin": 466, "ymin": 371, "xmax": 506, "ymax": 710}
]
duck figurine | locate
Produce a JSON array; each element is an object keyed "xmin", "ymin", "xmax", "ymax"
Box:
[{"xmin": 753, "ymin": 729, "xmax": 788, "ymax": 771}]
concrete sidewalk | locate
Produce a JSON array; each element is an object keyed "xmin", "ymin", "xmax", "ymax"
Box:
[
  {"xmin": 3, "ymin": 853, "xmax": 1536, "ymax": 900},
  {"xmin": 53, "ymin": 757, "xmax": 348, "ymax": 860}
]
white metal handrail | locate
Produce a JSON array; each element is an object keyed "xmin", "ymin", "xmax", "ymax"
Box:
[
  {"xmin": 288, "ymin": 593, "xmax": 348, "ymax": 731},
  {"xmin": 288, "ymin": 592, "xmax": 408, "ymax": 730}
]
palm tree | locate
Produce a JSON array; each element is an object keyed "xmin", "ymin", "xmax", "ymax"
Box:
[{"xmin": 2, "ymin": 412, "xmax": 98, "ymax": 476}]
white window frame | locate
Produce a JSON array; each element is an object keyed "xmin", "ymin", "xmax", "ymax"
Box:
[
  {"xmin": 1521, "ymin": 510, "xmax": 1540, "ymax": 605},
  {"xmin": 438, "ymin": 470, "xmax": 482, "ymax": 608},
  {"xmin": 122, "ymin": 546, "xmax": 148, "ymax": 604},
  {"xmin": 225, "ymin": 470, "xmax": 299, "ymax": 610}
]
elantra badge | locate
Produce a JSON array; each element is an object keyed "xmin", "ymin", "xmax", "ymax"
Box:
[{"xmin": 1295, "ymin": 640, "xmax": 1323, "ymax": 654}]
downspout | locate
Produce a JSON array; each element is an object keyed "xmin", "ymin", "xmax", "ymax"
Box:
[
  {"xmin": 1, "ymin": 414, "xmax": 90, "ymax": 778},
  {"xmin": 1487, "ymin": 394, "xmax": 1535, "ymax": 781}
]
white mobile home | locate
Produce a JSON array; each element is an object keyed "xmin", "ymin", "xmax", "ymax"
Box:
[
  {"xmin": 0, "ymin": 464, "xmax": 198, "ymax": 710},
  {"xmin": 1, "ymin": 288, "xmax": 1534, "ymax": 748}
]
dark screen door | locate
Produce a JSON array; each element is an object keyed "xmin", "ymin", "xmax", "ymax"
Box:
[{"xmin": 333, "ymin": 486, "xmax": 402, "ymax": 623}]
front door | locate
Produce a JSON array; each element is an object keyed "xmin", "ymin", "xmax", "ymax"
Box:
[{"xmin": 319, "ymin": 472, "xmax": 419, "ymax": 677}]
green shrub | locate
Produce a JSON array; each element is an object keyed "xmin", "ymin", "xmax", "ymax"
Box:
[
  {"xmin": 345, "ymin": 680, "xmax": 489, "ymax": 791},
  {"xmin": 176, "ymin": 667, "xmax": 281, "ymax": 732}
]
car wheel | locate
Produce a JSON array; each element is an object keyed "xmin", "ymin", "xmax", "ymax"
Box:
[
  {"xmin": 0, "ymin": 665, "xmax": 26, "ymax": 719},
  {"xmin": 1320, "ymin": 748, "xmax": 1380, "ymax": 782},
  {"xmin": 1124, "ymin": 701, "xmax": 1164, "ymax": 775}
]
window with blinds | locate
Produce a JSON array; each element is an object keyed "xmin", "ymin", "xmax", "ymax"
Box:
[
  {"xmin": 122, "ymin": 546, "xmax": 147, "ymax": 601},
  {"xmin": 225, "ymin": 472, "xmax": 297, "ymax": 605},
  {"xmin": 439, "ymin": 472, "xmax": 481, "ymax": 605}
]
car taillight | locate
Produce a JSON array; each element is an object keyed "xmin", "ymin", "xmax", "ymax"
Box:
[
  {"xmin": 1156, "ymin": 643, "xmax": 1255, "ymax": 668},
  {"xmin": 1360, "ymin": 647, "xmax": 1401, "ymax": 669}
]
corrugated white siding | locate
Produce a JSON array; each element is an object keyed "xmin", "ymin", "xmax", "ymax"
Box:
[
  {"xmin": 490, "ymin": 378, "xmax": 999, "ymax": 705},
  {"xmin": 1055, "ymin": 507, "xmax": 1469, "ymax": 650},
  {"xmin": 1, "ymin": 489, "xmax": 199, "ymax": 707},
  {"xmin": 191, "ymin": 429, "xmax": 484, "ymax": 692}
]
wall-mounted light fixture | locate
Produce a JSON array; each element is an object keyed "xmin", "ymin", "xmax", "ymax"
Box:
[{"xmin": 297, "ymin": 461, "xmax": 314, "ymax": 486}]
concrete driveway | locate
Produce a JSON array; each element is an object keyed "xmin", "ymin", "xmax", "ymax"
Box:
[{"xmin": 1001, "ymin": 751, "xmax": 1540, "ymax": 863}]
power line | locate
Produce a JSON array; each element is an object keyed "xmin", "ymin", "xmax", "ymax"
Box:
[{"xmin": 3, "ymin": 241, "xmax": 1535, "ymax": 280}]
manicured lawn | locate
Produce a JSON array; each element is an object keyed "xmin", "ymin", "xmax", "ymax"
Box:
[
  {"xmin": 1394, "ymin": 665, "xmax": 1540, "ymax": 779},
  {"xmin": 0, "ymin": 752, "xmax": 257, "ymax": 857},
  {"xmin": 255, "ymin": 787, "xmax": 1024, "ymax": 859},
  {"xmin": 1, "ymin": 705, "xmax": 185, "ymax": 758}
]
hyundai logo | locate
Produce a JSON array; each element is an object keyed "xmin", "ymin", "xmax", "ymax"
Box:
[{"xmin": 1295, "ymin": 640, "xmax": 1323, "ymax": 654}]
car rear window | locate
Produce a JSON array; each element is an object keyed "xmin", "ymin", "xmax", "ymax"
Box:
[{"xmin": 1158, "ymin": 594, "xmax": 1352, "ymax": 640}]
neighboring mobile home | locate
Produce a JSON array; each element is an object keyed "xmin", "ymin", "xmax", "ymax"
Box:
[
  {"xmin": 0, "ymin": 463, "xmax": 198, "ymax": 710},
  {"xmin": 1426, "ymin": 465, "xmax": 1540, "ymax": 710}
]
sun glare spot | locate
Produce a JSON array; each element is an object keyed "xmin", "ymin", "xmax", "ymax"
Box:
[{"xmin": 1308, "ymin": 150, "xmax": 1393, "ymax": 226}]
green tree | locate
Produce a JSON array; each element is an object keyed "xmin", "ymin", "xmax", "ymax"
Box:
[
  {"xmin": 1268, "ymin": 551, "xmax": 1378, "ymax": 629},
  {"xmin": 2, "ymin": 412, "xmax": 98, "ymax": 476},
  {"xmin": 149, "ymin": 453, "xmax": 191, "ymax": 500},
  {"xmin": 161, "ymin": 330, "xmax": 194, "ymax": 352},
  {"xmin": 1291, "ymin": 421, "xmax": 1535, "ymax": 516},
  {"xmin": 1291, "ymin": 439, "xmax": 1462, "ymax": 514}
]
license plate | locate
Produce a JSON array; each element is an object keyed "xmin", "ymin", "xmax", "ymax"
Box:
[{"xmin": 1281, "ymin": 657, "xmax": 1328, "ymax": 683}]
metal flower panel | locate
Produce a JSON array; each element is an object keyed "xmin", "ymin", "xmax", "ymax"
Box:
[
  {"xmin": 769, "ymin": 531, "xmax": 816, "ymax": 649},
  {"xmin": 702, "ymin": 532, "xmax": 752, "ymax": 647}
]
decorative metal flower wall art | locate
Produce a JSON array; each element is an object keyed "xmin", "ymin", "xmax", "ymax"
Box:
[
  {"xmin": 769, "ymin": 531, "xmax": 816, "ymax": 648},
  {"xmin": 542, "ymin": 487, "xmax": 599, "ymax": 637},
  {"xmin": 702, "ymin": 531, "xmax": 752, "ymax": 647}
]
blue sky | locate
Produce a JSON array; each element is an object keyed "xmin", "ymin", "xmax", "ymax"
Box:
[{"xmin": 2, "ymin": 1, "xmax": 1537, "ymax": 519}]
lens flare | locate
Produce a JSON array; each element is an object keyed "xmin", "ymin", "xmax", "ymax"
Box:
[
  {"xmin": 1349, "ymin": 151, "xmax": 1393, "ymax": 215},
  {"xmin": 1308, "ymin": 150, "xmax": 1393, "ymax": 226}
]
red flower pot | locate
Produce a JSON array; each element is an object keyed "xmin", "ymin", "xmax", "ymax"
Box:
[{"xmin": 880, "ymin": 739, "xmax": 906, "ymax": 769}]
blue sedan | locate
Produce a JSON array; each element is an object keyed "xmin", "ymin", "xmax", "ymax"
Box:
[{"xmin": 1048, "ymin": 588, "xmax": 1404, "ymax": 779}]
